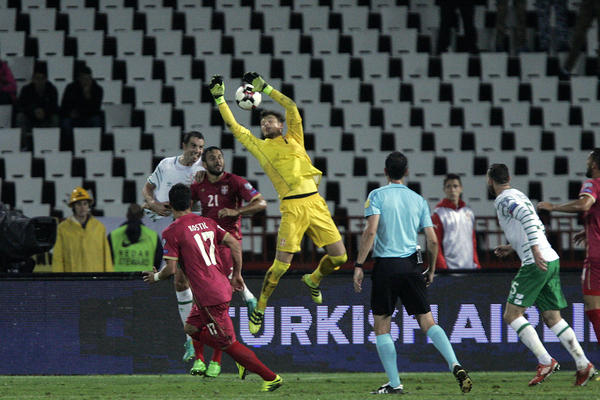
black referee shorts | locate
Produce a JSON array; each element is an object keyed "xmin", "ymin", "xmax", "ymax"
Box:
[{"xmin": 370, "ymin": 256, "xmax": 430, "ymax": 317}]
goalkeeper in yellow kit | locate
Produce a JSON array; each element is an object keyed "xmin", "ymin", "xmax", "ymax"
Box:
[{"xmin": 209, "ymin": 73, "xmax": 348, "ymax": 334}]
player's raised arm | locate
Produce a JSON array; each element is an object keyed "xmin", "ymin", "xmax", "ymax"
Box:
[
  {"xmin": 209, "ymin": 74, "xmax": 262, "ymax": 154},
  {"xmin": 243, "ymin": 71, "xmax": 303, "ymax": 145}
]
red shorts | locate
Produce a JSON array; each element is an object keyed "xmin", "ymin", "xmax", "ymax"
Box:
[
  {"xmin": 218, "ymin": 244, "xmax": 233, "ymax": 278},
  {"xmin": 186, "ymin": 302, "xmax": 236, "ymax": 348},
  {"xmin": 582, "ymin": 260, "xmax": 600, "ymax": 295}
]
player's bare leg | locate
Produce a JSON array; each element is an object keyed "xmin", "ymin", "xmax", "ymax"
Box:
[
  {"xmin": 249, "ymin": 251, "xmax": 293, "ymax": 334},
  {"xmin": 303, "ymin": 240, "xmax": 347, "ymax": 304}
]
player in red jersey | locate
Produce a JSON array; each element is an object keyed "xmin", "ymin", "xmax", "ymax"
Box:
[
  {"xmin": 143, "ymin": 183, "xmax": 282, "ymax": 392},
  {"xmin": 539, "ymin": 148, "xmax": 600, "ymax": 385},
  {"xmin": 188, "ymin": 146, "xmax": 267, "ymax": 377}
]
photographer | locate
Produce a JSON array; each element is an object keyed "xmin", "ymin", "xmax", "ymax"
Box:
[{"xmin": 52, "ymin": 187, "xmax": 113, "ymax": 272}]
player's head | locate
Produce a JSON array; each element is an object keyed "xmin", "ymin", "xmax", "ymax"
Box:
[
  {"xmin": 169, "ymin": 183, "xmax": 192, "ymax": 212},
  {"xmin": 443, "ymin": 173, "xmax": 463, "ymax": 202},
  {"xmin": 181, "ymin": 131, "xmax": 205, "ymax": 163},
  {"xmin": 202, "ymin": 146, "xmax": 225, "ymax": 176},
  {"xmin": 384, "ymin": 151, "xmax": 408, "ymax": 180},
  {"xmin": 260, "ymin": 110, "xmax": 285, "ymax": 139},
  {"xmin": 68, "ymin": 186, "xmax": 93, "ymax": 218},
  {"xmin": 586, "ymin": 148, "xmax": 600, "ymax": 178},
  {"xmin": 487, "ymin": 163, "xmax": 510, "ymax": 196}
]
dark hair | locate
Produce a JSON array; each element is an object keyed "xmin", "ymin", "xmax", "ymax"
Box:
[
  {"xmin": 385, "ymin": 151, "xmax": 408, "ymax": 179},
  {"xmin": 202, "ymin": 146, "xmax": 223, "ymax": 162},
  {"xmin": 169, "ymin": 183, "xmax": 191, "ymax": 212},
  {"xmin": 590, "ymin": 148, "xmax": 600, "ymax": 168},
  {"xmin": 444, "ymin": 173, "xmax": 462, "ymax": 186},
  {"xmin": 78, "ymin": 65, "xmax": 92, "ymax": 76},
  {"xmin": 125, "ymin": 204, "xmax": 144, "ymax": 244},
  {"xmin": 488, "ymin": 163, "xmax": 510, "ymax": 184},
  {"xmin": 260, "ymin": 109, "xmax": 285, "ymax": 123},
  {"xmin": 182, "ymin": 131, "xmax": 204, "ymax": 144},
  {"xmin": 32, "ymin": 62, "xmax": 47, "ymax": 76}
]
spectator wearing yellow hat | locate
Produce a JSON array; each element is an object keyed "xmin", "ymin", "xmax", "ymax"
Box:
[{"xmin": 51, "ymin": 187, "xmax": 113, "ymax": 273}]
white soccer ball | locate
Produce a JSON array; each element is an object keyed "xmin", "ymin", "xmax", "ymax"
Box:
[{"xmin": 235, "ymin": 84, "xmax": 262, "ymax": 110}]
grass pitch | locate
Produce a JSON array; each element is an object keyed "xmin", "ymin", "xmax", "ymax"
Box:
[{"xmin": 1, "ymin": 372, "xmax": 598, "ymax": 400}]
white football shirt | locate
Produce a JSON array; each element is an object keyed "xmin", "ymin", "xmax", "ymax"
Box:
[
  {"xmin": 494, "ymin": 188, "xmax": 558, "ymax": 266},
  {"xmin": 145, "ymin": 155, "xmax": 205, "ymax": 220}
]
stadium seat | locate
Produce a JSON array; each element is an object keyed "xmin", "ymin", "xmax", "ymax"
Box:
[
  {"xmin": 238, "ymin": 55, "xmax": 273, "ymax": 81},
  {"xmin": 262, "ymin": 6, "xmax": 292, "ymax": 32},
  {"xmin": 333, "ymin": 78, "xmax": 361, "ymax": 104},
  {"xmin": 0, "ymin": 31, "xmax": 25, "ymax": 57},
  {"xmin": 202, "ymin": 54, "xmax": 234, "ymax": 80},
  {"xmin": 491, "ymin": 77, "xmax": 519, "ymax": 104},
  {"xmin": 124, "ymin": 56, "xmax": 153, "ymax": 83},
  {"xmin": 115, "ymin": 30, "xmax": 144, "ymax": 57},
  {"xmin": 20, "ymin": 203, "xmax": 50, "ymax": 217},
  {"xmin": 155, "ymin": 30, "xmax": 183, "ymax": 56},
  {"xmin": 411, "ymin": 78, "xmax": 440, "ymax": 104},
  {"xmin": 389, "ymin": 29, "xmax": 418, "ymax": 54},
  {"xmin": 173, "ymin": 80, "xmax": 201, "ymax": 107},
  {"xmin": 192, "ymin": 30, "xmax": 223, "ymax": 56},
  {"xmin": 184, "ymin": 8, "xmax": 213, "ymax": 33},
  {"xmin": 98, "ymin": 0, "xmax": 127, "ymax": 10},
  {"xmin": 27, "ymin": 8, "xmax": 57, "ymax": 33},
  {"xmin": 42, "ymin": 152, "xmax": 72, "ymax": 179},
  {"xmin": 409, "ymin": 152, "xmax": 435, "ymax": 177},
  {"xmin": 73, "ymin": 127, "xmax": 102, "ymax": 156},
  {"xmin": 313, "ymin": 127, "xmax": 343, "ymax": 153},
  {"xmin": 480, "ymin": 52, "xmax": 508, "ymax": 79},
  {"xmin": 301, "ymin": 104, "xmax": 331, "ymax": 128},
  {"xmin": 392, "ymin": 127, "xmax": 421, "ymax": 153},
  {"xmin": 354, "ymin": 128, "xmax": 381, "ymax": 152},
  {"xmin": 349, "ymin": 30, "xmax": 380, "ymax": 55},
  {"xmin": 447, "ymin": 153, "xmax": 474, "ymax": 177},
  {"xmin": 81, "ymin": 56, "xmax": 113, "ymax": 82},
  {"xmin": 83, "ymin": 151, "xmax": 113, "ymax": 178},
  {"xmin": 292, "ymin": 78, "xmax": 322, "ymax": 104},
  {"xmin": 124, "ymin": 150, "xmax": 153, "ymax": 180},
  {"xmin": 144, "ymin": 104, "xmax": 174, "ymax": 130},
  {"xmin": 474, "ymin": 127, "xmax": 502, "ymax": 153},
  {"xmin": 271, "ymin": 30, "xmax": 301, "ymax": 56},
  {"xmin": 514, "ymin": 127, "xmax": 542, "ymax": 153},
  {"xmin": 145, "ymin": 7, "xmax": 173, "ymax": 32},
  {"xmin": 101, "ymin": 80, "xmax": 123, "ymax": 105},
  {"xmin": 435, "ymin": 128, "xmax": 462, "ymax": 153},
  {"xmin": 282, "ymin": 54, "xmax": 312, "ymax": 79},
  {"xmin": 401, "ymin": 53, "xmax": 429, "ymax": 79},
  {"xmin": 300, "ymin": 7, "xmax": 330, "ymax": 31},
  {"xmin": 541, "ymin": 102, "xmax": 570, "ymax": 128},
  {"xmin": 2, "ymin": 152, "xmax": 32, "ymax": 179},
  {"xmin": 61, "ymin": 0, "xmax": 87, "ymax": 10},
  {"xmin": 570, "ymin": 77, "xmax": 599, "ymax": 104},
  {"xmin": 441, "ymin": 53, "xmax": 469, "ymax": 80},
  {"xmin": 73, "ymin": 31, "xmax": 104, "ymax": 57},
  {"xmin": 14, "ymin": 177, "xmax": 43, "ymax": 209},
  {"xmin": 502, "ymin": 102, "xmax": 530, "ymax": 128},
  {"xmin": 0, "ymin": 9, "xmax": 16, "ymax": 33},
  {"xmin": 231, "ymin": 30, "xmax": 262, "ymax": 56},
  {"xmin": 164, "ymin": 55, "xmax": 192, "ymax": 82},
  {"xmin": 371, "ymin": 78, "xmax": 400, "ymax": 103},
  {"xmin": 381, "ymin": 103, "xmax": 411, "ymax": 129},
  {"xmin": 321, "ymin": 54, "xmax": 350, "ymax": 80},
  {"xmin": 343, "ymin": 103, "xmax": 372, "ymax": 129},
  {"xmin": 0, "ymin": 128, "xmax": 20, "ymax": 154},
  {"xmin": 132, "ymin": 80, "xmax": 162, "ymax": 108},
  {"xmin": 113, "ymin": 127, "xmax": 142, "ymax": 154},
  {"xmin": 380, "ymin": 5, "xmax": 408, "ymax": 31},
  {"xmin": 32, "ymin": 127, "xmax": 60, "ymax": 156},
  {"xmin": 422, "ymin": 103, "xmax": 451, "ymax": 129},
  {"xmin": 311, "ymin": 29, "xmax": 341, "ymax": 55},
  {"xmin": 362, "ymin": 53, "xmax": 390, "ymax": 79},
  {"xmin": 519, "ymin": 53, "xmax": 547, "ymax": 81},
  {"xmin": 339, "ymin": 6, "xmax": 369, "ymax": 31},
  {"xmin": 530, "ymin": 77, "xmax": 558, "ymax": 104},
  {"xmin": 452, "ymin": 78, "xmax": 480, "ymax": 104},
  {"xmin": 46, "ymin": 57, "xmax": 74, "ymax": 84},
  {"xmin": 93, "ymin": 176, "xmax": 125, "ymax": 210},
  {"xmin": 105, "ymin": 8, "xmax": 134, "ymax": 33},
  {"xmin": 554, "ymin": 127, "xmax": 581, "ymax": 152},
  {"xmin": 581, "ymin": 103, "xmax": 600, "ymax": 129},
  {"xmin": 34, "ymin": 31, "xmax": 65, "ymax": 58},
  {"xmin": 150, "ymin": 126, "xmax": 182, "ymax": 156},
  {"xmin": 462, "ymin": 102, "xmax": 492, "ymax": 129},
  {"xmin": 65, "ymin": 8, "xmax": 95, "ymax": 33},
  {"xmin": 5, "ymin": 56, "xmax": 34, "ymax": 84}
]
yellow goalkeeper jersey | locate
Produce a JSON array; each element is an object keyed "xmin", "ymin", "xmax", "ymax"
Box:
[{"xmin": 218, "ymin": 89, "xmax": 322, "ymax": 199}]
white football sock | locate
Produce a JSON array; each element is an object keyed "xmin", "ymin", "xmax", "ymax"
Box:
[
  {"xmin": 240, "ymin": 284, "xmax": 255, "ymax": 302},
  {"xmin": 176, "ymin": 288, "xmax": 193, "ymax": 340},
  {"xmin": 510, "ymin": 316, "xmax": 552, "ymax": 365},
  {"xmin": 550, "ymin": 319, "xmax": 589, "ymax": 370}
]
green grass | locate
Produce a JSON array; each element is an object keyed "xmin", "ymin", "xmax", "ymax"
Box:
[{"xmin": 1, "ymin": 372, "xmax": 598, "ymax": 400}]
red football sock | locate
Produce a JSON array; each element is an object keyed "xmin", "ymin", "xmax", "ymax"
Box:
[
  {"xmin": 224, "ymin": 341, "xmax": 277, "ymax": 381},
  {"xmin": 192, "ymin": 339, "xmax": 205, "ymax": 362},
  {"xmin": 586, "ymin": 309, "xmax": 600, "ymax": 342},
  {"xmin": 211, "ymin": 348, "xmax": 223, "ymax": 363}
]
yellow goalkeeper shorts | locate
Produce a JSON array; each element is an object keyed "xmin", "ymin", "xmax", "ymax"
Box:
[{"xmin": 276, "ymin": 193, "xmax": 342, "ymax": 253}]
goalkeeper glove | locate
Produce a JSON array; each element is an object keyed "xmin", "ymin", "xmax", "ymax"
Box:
[
  {"xmin": 209, "ymin": 75, "xmax": 225, "ymax": 105},
  {"xmin": 242, "ymin": 71, "xmax": 272, "ymax": 95}
]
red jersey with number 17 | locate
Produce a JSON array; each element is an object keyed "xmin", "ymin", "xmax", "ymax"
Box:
[
  {"xmin": 191, "ymin": 172, "xmax": 260, "ymax": 239},
  {"xmin": 162, "ymin": 213, "xmax": 232, "ymax": 306},
  {"xmin": 580, "ymin": 177, "xmax": 600, "ymax": 261}
]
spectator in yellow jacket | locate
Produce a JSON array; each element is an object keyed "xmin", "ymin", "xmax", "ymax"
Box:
[{"xmin": 52, "ymin": 187, "xmax": 113, "ymax": 272}]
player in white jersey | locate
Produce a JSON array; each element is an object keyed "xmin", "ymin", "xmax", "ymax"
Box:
[
  {"xmin": 488, "ymin": 163, "xmax": 595, "ymax": 387},
  {"xmin": 142, "ymin": 131, "xmax": 206, "ymax": 363}
]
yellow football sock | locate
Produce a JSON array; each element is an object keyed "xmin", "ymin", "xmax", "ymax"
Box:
[
  {"xmin": 257, "ymin": 259, "xmax": 290, "ymax": 310},
  {"xmin": 309, "ymin": 253, "xmax": 348, "ymax": 286}
]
